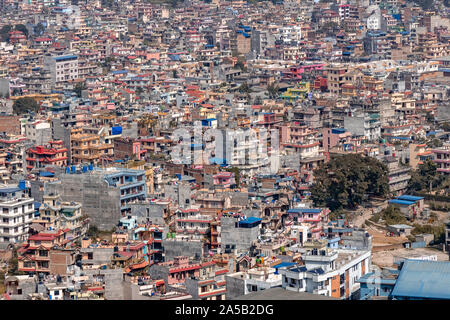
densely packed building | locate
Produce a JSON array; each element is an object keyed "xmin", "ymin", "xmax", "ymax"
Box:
[{"xmin": 0, "ymin": 0, "xmax": 449, "ymax": 301}]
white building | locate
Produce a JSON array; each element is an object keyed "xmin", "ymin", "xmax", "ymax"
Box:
[
  {"xmin": 44, "ymin": 55, "xmax": 79, "ymax": 89},
  {"xmin": 0, "ymin": 183, "xmax": 34, "ymax": 243},
  {"xmin": 279, "ymin": 247, "xmax": 371, "ymax": 299},
  {"xmin": 278, "ymin": 26, "xmax": 302, "ymax": 45},
  {"xmin": 226, "ymin": 267, "xmax": 282, "ymax": 298},
  {"xmin": 366, "ymin": 5, "xmax": 381, "ymax": 30}
]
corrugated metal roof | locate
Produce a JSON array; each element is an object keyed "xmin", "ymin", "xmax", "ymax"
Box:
[
  {"xmin": 388, "ymin": 199, "xmax": 415, "ymax": 205},
  {"xmin": 397, "ymin": 195, "xmax": 424, "ymax": 201},
  {"xmin": 391, "ymin": 260, "xmax": 450, "ymax": 299}
]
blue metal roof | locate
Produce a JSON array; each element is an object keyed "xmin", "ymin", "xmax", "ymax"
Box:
[
  {"xmin": 238, "ymin": 217, "xmax": 262, "ymax": 225},
  {"xmin": 54, "ymin": 55, "xmax": 77, "ymax": 61},
  {"xmin": 397, "ymin": 195, "xmax": 424, "ymax": 202},
  {"xmin": 391, "ymin": 260, "xmax": 450, "ymax": 299},
  {"xmin": 388, "ymin": 199, "xmax": 415, "ymax": 206},
  {"xmin": 0, "ymin": 187, "xmax": 21, "ymax": 193},
  {"xmin": 209, "ymin": 157, "xmax": 227, "ymax": 165},
  {"xmin": 39, "ymin": 171, "xmax": 55, "ymax": 177}
]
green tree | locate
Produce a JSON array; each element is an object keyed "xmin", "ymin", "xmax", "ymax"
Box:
[
  {"xmin": 226, "ymin": 167, "xmax": 240, "ymax": 186},
  {"xmin": 310, "ymin": 154, "xmax": 389, "ymax": 210},
  {"xmin": 427, "ymin": 138, "xmax": 443, "ymax": 148},
  {"xmin": 12, "ymin": 97, "xmax": 40, "ymax": 115},
  {"xmin": 407, "ymin": 159, "xmax": 441, "ymax": 193},
  {"xmin": 267, "ymin": 83, "xmax": 279, "ymax": 99},
  {"xmin": 14, "ymin": 24, "xmax": 28, "ymax": 38},
  {"xmin": 440, "ymin": 122, "xmax": 450, "ymax": 131},
  {"xmin": 381, "ymin": 205, "xmax": 406, "ymax": 225},
  {"xmin": 0, "ymin": 25, "xmax": 12, "ymax": 42},
  {"xmin": 415, "ymin": 0, "xmax": 434, "ymax": 10},
  {"xmin": 253, "ymin": 96, "xmax": 263, "ymax": 105},
  {"xmin": 87, "ymin": 225, "xmax": 99, "ymax": 238},
  {"xmin": 238, "ymin": 82, "xmax": 251, "ymax": 94},
  {"xmin": 34, "ymin": 22, "xmax": 45, "ymax": 36},
  {"xmin": 73, "ymin": 82, "xmax": 87, "ymax": 98}
]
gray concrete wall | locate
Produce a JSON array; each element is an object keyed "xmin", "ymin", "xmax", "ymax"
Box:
[
  {"xmin": 129, "ymin": 203, "xmax": 165, "ymax": 225},
  {"xmin": 185, "ymin": 278, "xmax": 200, "ymax": 299},
  {"xmin": 148, "ymin": 264, "xmax": 169, "ymax": 286},
  {"xmin": 164, "ymin": 183, "xmax": 192, "ymax": 208},
  {"xmin": 225, "ymin": 274, "xmax": 245, "ymax": 300},
  {"xmin": 221, "ymin": 216, "xmax": 260, "ymax": 253},
  {"xmin": 344, "ymin": 116, "xmax": 365, "ymax": 137},
  {"xmin": 162, "ymin": 240, "xmax": 203, "ymax": 262},
  {"xmin": 46, "ymin": 173, "xmax": 121, "ymax": 230}
]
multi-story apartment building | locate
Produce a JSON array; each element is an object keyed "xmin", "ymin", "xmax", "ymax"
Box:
[
  {"xmin": 17, "ymin": 229, "xmax": 77, "ymax": 275},
  {"xmin": 327, "ymin": 65, "xmax": 349, "ymax": 95},
  {"xmin": 70, "ymin": 129, "xmax": 114, "ymax": 165},
  {"xmin": 44, "ymin": 54, "xmax": 79, "ymax": 89},
  {"xmin": 279, "ymin": 244, "xmax": 371, "ymax": 299},
  {"xmin": 24, "ymin": 120, "xmax": 52, "ymax": 146},
  {"xmin": 344, "ymin": 113, "xmax": 381, "ymax": 142},
  {"xmin": 431, "ymin": 144, "xmax": 450, "ymax": 175},
  {"xmin": 0, "ymin": 182, "xmax": 34, "ymax": 243},
  {"xmin": 25, "ymin": 141, "xmax": 68, "ymax": 172},
  {"xmin": 36, "ymin": 193, "xmax": 88, "ymax": 241},
  {"xmin": 175, "ymin": 208, "xmax": 212, "ymax": 241},
  {"xmin": 383, "ymin": 156, "xmax": 411, "ymax": 196},
  {"xmin": 47, "ymin": 167, "xmax": 146, "ymax": 230}
]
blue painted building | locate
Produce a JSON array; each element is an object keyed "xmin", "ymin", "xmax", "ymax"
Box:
[
  {"xmin": 104, "ymin": 169, "xmax": 147, "ymax": 214},
  {"xmin": 358, "ymin": 270, "xmax": 398, "ymax": 300}
]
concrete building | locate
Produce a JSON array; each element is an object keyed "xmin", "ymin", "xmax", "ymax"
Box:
[
  {"xmin": 344, "ymin": 113, "xmax": 381, "ymax": 142},
  {"xmin": 24, "ymin": 120, "xmax": 52, "ymax": 146},
  {"xmin": 431, "ymin": 145, "xmax": 450, "ymax": 175},
  {"xmin": 226, "ymin": 267, "xmax": 282, "ymax": 299},
  {"xmin": 46, "ymin": 167, "xmax": 146, "ymax": 230},
  {"xmin": 44, "ymin": 54, "xmax": 79, "ymax": 89},
  {"xmin": 382, "ymin": 156, "xmax": 411, "ymax": 196},
  {"xmin": 0, "ymin": 182, "xmax": 34, "ymax": 243},
  {"xmin": 220, "ymin": 215, "xmax": 261, "ymax": 254},
  {"xmin": 279, "ymin": 246, "xmax": 371, "ymax": 299}
]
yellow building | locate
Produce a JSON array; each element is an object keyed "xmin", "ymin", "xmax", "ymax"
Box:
[{"xmin": 70, "ymin": 129, "xmax": 114, "ymax": 165}]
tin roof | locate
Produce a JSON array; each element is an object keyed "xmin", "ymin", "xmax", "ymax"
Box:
[{"xmin": 391, "ymin": 260, "xmax": 450, "ymax": 299}]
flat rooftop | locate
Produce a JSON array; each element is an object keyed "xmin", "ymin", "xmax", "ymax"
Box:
[{"xmin": 232, "ymin": 287, "xmax": 337, "ymax": 300}]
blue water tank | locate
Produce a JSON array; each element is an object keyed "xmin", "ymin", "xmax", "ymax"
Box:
[
  {"xmin": 18, "ymin": 180, "xmax": 26, "ymax": 190},
  {"xmin": 65, "ymin": 167, "xmax": 70, "ymax": 174},
  {"xmin": 88, "ymin": 163, "xmax": 93, "ymax": 171},
  {"xmin": 82, "ymin": 166, "xmax": 87, "ymax": 173},
  {"xmin": 112, "ymin": 126, "xmax": 122, "ymax": 135},
  {"xmin": 71, "ymin": 165, "xmax": 76, "ymax": 173}
]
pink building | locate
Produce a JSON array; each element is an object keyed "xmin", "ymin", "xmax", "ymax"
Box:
[
  {"xmin": 155, "ymin": 256, "xmax": 202, "ymax": 285},
  {"xmin": 286, "ymin": 207, "xmax": 330, "ymax": 240},
  {"xmin": 322, "ymin": 127, "xmax": 352, "ymax": 153},
  {"xmin": 213, "ymin": 172, "xmax": 235, "ymax": 188}
]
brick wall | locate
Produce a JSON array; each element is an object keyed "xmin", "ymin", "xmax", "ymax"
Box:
[{"xmin": 0, "ymin": 116, "xmax": 21, "ymax": 135}]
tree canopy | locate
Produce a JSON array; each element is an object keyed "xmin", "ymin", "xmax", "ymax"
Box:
[
  {"xmin": 407, "ymin": 159, "xmax": 444, "ymax": 193},
  {"xmin": 73, "ymin": 82, "xmax": 87, "ymax": 98},
  {"xmin": 310, "ymin": 154, "xmax": 389, "ymax": 210},
  {"xmin": 12, "ymin": 97, "xmax": 40, "ymax": 115}
]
